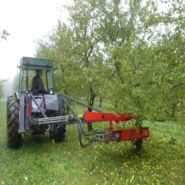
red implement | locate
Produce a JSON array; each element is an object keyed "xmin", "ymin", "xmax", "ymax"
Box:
[
  {"xmin": 111, "ymin": 127, "xmax": 149, "ymax": 141},
  {"xmin": 83, "ymin": 111, "xmax": 135, "ymax": 122},
  {"xmin": 83, "ymin": 111, "xmax": 149, "ymax": 142}
]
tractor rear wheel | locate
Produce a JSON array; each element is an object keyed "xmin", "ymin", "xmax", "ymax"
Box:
[
  {"xmin": 49, "ymin": 124, "xmax": 66, "ymax": 143},
  {"xmin": 7, "ymin": 96, "xmax": 22, "ymax": 148}
]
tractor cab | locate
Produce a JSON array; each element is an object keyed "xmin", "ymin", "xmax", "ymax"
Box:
[{"xmin": 18, "ymin": 57, "xmax": 55, "ymax": 94}]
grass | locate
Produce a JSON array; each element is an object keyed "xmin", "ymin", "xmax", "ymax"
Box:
[{"xmin": 0, "ymin": 100, "xmax": 185, "ymax": 185}]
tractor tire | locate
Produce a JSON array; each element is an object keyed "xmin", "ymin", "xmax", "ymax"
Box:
[
  {"xmin": 134, "ymin": 138, "xmax": 143, "ymax": 151},
  {"xmin": 49, "ymin": 124, "xmax": 66, "ymax": 143},
  {"xmin": 7, "ymin": 96, "xmax": 22, "ymax": 148},
  {"xmin": 49, "ymin": 95, "xmax": 67, "ymax": 143}
]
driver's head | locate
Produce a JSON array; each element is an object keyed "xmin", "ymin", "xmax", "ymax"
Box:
[{"xmin": 36, "ymin": 70, "xmax": 42, "ymax": 76}]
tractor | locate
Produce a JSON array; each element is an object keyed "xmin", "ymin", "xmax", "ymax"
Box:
[
  {"xmin": 7, "ymin": 57, "xmax": 67, "ymax": 148},
  {"xmin": 7, "ymin": 57, "xmax": 150, "ymax": 150}
]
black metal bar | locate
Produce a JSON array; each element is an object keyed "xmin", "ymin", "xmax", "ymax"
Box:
[
  {"xmin": 60, "ymin": 93, "xmax": 102, "ymax": 112},
  {"xmin": 61, "ymin": 96, "xmax": 78, "ymax": 116}
]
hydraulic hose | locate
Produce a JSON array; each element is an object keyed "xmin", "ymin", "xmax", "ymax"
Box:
[{"xmin": 61, "ymin": 94, "xmax": 108, "ymax": 147}]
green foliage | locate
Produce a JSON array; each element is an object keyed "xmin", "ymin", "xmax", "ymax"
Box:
[
  {"xmin": 12, "ymin": 73, "xmax": 19, "ymax": 92},
  {"xmin": 0, "ymin": 29, "xmax": 9, "ymax": 41},
  {"xmin": 0, "ymin": 29, "xmax": 9, "ymax": 98},
  {"xmin": 0, "ymin": 79, "xmax": 6, "ymax": 98},
  {"xmin": 0, "ymin": 80, "xmax": 3, "ymax": 98},
  {"xmin": 36, "ymin": 0, "xmax": 185, "ymax": 121}
]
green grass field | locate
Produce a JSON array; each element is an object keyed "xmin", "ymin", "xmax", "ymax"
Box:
[{"xmin": 0, "ymin": 100, "xmax": 185, "ymax": 185}]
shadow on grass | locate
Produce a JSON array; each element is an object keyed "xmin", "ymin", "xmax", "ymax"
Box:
[
  {"xmin": 23, "ymin": 134, "xmax": 50, "ymax": 145},
  {"xmin": 15, "ymin": 133, "xmax": 51, "ymax": 149},
  {"xmin": 17, "ymin": 134, "xmax": 64, "ymax": 154}
]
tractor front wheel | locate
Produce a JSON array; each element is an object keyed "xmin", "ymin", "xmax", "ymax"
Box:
[
  {"xmin": 7, "ymin": 96, "xmax": 22, "ymax": 148},
  {"xmin": 49, "ymin": 124, "xmax": 66, "ymax": 143}
]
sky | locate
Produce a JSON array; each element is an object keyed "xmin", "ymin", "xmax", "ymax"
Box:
[{"xmin": 0, "ymin": 0, "xmax": 72, "ymax": 81}]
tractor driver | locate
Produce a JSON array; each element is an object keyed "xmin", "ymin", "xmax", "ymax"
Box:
[{"xmin": 31, "ymin": 70, "xmax": 46, "ymax": 94}]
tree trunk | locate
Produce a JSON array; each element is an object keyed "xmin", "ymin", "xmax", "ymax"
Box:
[
  {"xmin": 115, "ymin": 99, "xmax": 118, "ymax": 109},
  {"xmin": 171, "ymin": 103, "xmax": 177, "ymax": 118},
  {"xmin": 87, "ymin": 85, "xmax": 96, "ymax": 131},
  {"xmin": 99, "ymin": 97, "xmax": 102, "ymax": 108}
]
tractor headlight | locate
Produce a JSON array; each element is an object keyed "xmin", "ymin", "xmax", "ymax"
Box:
[{"xmin": 49, "ymin": 89, "xmax": 53, "ymax": 94}]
